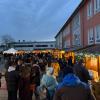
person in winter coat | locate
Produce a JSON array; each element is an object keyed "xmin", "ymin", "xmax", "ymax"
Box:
[
  {"xmin": 31, "ymin": 64, "xmax": 40, "ymax": 87},
  {"xmin": 6, "ymin": 61, "xmax": 20, "ymax": 100},
  {"xmin": 30, "ymin": 64, "xmax": 41, "ymax": 100},
  {"xmin": 51, "ymin": 60, "xmax": 60, "ymax": 79},
  {"xmin": 67, "ymin": 56, "xmax": 73, "ymax": 67},
  {"xmin": 41, "ymin": 67, "xmax": 58, "ymax": 100},
  {"xmin": 18, "ymin": 64, "xmax": 32, "ymax": 100},
  {"xmin": 73, "ymin": 59, "xmax": 92, "ymax": 84},
  {"xmin": 16, "ymin": 59, "xmax": 23, "ymax": 72},
  {"xmin": 53, "ymin": 67, "xmax": 95, "ymax": 100}
]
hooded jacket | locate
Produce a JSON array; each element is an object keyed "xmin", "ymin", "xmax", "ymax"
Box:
[
  {"xmin": 6, "ymin": 66, "xmax": 20, "ymax": 91},
  {"xmin": 41, "ymin": 73, "xmax": 57, "ymax": 91},
  {"xmin": 54, "ymin": 74, "xmax": 95, "ymax": 100}
]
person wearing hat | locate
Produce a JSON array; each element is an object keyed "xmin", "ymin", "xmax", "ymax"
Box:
[{"xmin": 53, "ymin": 66, "xmax": 95, "ymax": 100}]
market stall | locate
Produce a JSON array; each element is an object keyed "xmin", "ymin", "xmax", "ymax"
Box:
[
  {"xmin": 75, "ymin": 53, "xmax": 100, "ymax": 82},
  {"xmin": 65, "ymin": 52, "xmax": 75, "ymax": 64},
  {"xmin": 16, "ymin": 50, "xmax": 25, "ymax": 54},
  {"xmin": 53, "ymin": 49, "xmax": 65, "ymax": 59},
  {"xmin": 84, "ymin": 54, "xmax": 99, "ymax": 82},
  {"xmin": 73, "ymin": 44, "xmax": 100, "ymax": 99},
  {"xmin": 3, "ymin": 48, "xmax": 17, "ymax": 54},
  {"xmin": 32, "ymin": 50, "xmax": 52, "ymax": 54}
]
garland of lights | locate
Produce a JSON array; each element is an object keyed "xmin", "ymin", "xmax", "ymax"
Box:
[{"xmin": 75, "ymin": 52, "xmax": 100, "ymax": 61}]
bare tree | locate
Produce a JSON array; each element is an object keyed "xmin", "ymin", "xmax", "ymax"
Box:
[
  {"xmin": 1, "ymin": 34, "xmax": 15, "ymax": 49},
  {"xmin": 1, "ymin": 34, "xmax": 15, "ymax": 44}
]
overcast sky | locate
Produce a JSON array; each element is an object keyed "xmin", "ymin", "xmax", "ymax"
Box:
[{"xmin": 0, "ymin": 0, "xmax": 82, "ymax": 41}]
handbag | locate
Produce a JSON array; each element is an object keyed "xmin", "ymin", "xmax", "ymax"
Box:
[
  {"xmin": 37, "ymin": 86, "xmax": 48, "ymax": 100},
  {"xmin": 30, "ymin": 84, "xmax": 36, "ymax": 92}
]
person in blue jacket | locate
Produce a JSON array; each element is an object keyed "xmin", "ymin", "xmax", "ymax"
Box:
[{"xmin": 53, "ymin": 66, "xmax": 95, "ymax": 100}]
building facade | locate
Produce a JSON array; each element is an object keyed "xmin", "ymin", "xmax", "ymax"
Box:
[
  {"xmin": 55, "ymin": 0, "xmax": 100, "ymax": 52},
  {"xmin": 0, "ymin": 41, "xmax": 56, "ymax": 51}
]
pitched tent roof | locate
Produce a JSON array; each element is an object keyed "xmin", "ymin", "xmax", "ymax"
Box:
[{"xmin": 3, "ymin": 48, "xmax": 17, "ymax": 54}]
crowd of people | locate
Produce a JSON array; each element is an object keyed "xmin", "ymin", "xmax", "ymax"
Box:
[{"xmin": 0, "ymin": 53, "xmax": 96, "ymax": 100}]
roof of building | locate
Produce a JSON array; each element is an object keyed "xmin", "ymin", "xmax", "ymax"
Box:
[
  {"xmin": 74, "ymin": 44, "xmax": 100, "ymax": 53},
  {"xmin": 55, "ymin": 0, "xmax": 86, "ymax": 38},
  {"xmin": 9, "ymin": 41, "xmax": 56, "ymax": 44}
]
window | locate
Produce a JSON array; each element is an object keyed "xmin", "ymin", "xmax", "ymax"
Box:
[
  {"xmin": 56, "ymin": 37, "xmax": 59, "ymax": 48},
  {"xmin": 72, "ymin": 13, "xmax": 80, "ymax": 31},
  {"xmin": 95, "ymin": 25, "xmax": 100, "ymax": 43},
  {"xmin": 64, "ymin": 40, "xmax": 70, "ymax": 48},
  {"xmin": 88, "ymin": 28, "xmax": 94, "ymax": 44},
  {"xmin": 94, "ymin": 0, "xmax": 100, "ymax": 13},
  {"xmin": 59, "ymin": 32, "xmax": 63, "ymax": 49},
  {"xmin": 35, "ymin": 45, "xmax": 48, "ymax": 47},
  {"xmin": 14, "ymin": 45, "xmax": 33, "ymax": 47},
  {"xmin": 72, "ymin": 27, "xmax": 81, "ymax": 46},
  {"xmin": 50, "ymin": 45, "xmax": 53, "ymax": 47},
  {"xmin": 63, "ymin": 26, "xmax": 70, "ymax": 37},
  {"xmin": 87, "ymin": 1, "xmax": 92, "ymax": 19},
  {"xmin": 73, "ymin": 34, "xmax": 81, "ymax": 45},
  {"xmin": 63, "ymin": 41, "xmax": 67, "ymax": 48}
]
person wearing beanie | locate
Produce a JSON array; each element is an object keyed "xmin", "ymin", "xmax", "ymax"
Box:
[{"xmin": 53, "ymin": 66, "xmax": 95, "ymax": 100}]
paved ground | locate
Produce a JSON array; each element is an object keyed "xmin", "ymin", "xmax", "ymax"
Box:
[
  {"xmin": 0, "ymin": 89, "xmax": 8, "ymax": 100},
  {"xmin": 0, "ymin": 77, "xmax": 36, "ymax": 100},
  {"xmin": 0, "ymin": 77, "xmax": 8, "ymax": 100}
]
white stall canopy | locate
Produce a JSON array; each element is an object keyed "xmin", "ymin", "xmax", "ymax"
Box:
[{"xmin": 3, "ymin": 48, "xmax": 17, "ymax": 54}]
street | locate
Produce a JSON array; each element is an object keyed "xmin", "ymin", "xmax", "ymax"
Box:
[
  {"xmin": 0, "ymin": 77, "xmax": 36, "ymax": 100},
  {"xmin": 0, "ymin": 77, "xmax": 7, "ymax": 100}
]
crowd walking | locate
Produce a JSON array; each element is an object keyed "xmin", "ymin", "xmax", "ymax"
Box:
[{"xmin": 0, "ymin": 53, "xmax": 96, "ymax": 100}]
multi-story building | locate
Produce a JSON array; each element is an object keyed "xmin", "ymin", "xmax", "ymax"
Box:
[
  {"xmin": 55, "ymin": 0, "xmax": 100, "ymax": 52},
  {"xmin": 0, "ymin": 41, "xmax": 56, "ymax": 51}
]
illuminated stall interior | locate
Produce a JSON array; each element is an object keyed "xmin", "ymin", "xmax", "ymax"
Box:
[
  {"xmin": 53, "ymin": 49, "xmax": 65, "ymax": 59},
  {"xmin": 75, "ymin": 53, "xmax": 100, "ymax": 82},
  {"xmin": 84, "ymin": 54, "xmax": 99, "ymax": 82},
  {"xmin": 65, "ymin": 52, "xmax": 75, "ymax": 63},
  {"xmin": 75, "ymin": 45, "xmax": 100, "ymax": 82},
  {"xmin": 16, "ymin": 50, "xmax": 25, "ymax": 54},
  {"xmin": 32, "ymin": 50, "xmax": 52, "ymax": 54}
]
